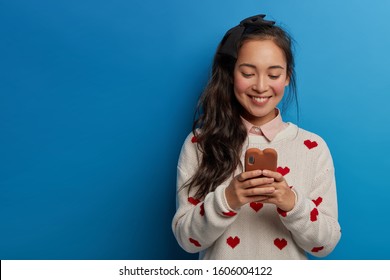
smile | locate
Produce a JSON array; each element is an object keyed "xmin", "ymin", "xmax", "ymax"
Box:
[{"xmin": 251, "ymin": 96, "xmax": 271, "ymax": 105}]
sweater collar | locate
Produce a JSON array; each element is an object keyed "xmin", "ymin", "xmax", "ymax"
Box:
[{"xmin": 240, "ymin": 108, "xmax": 288, "ymax": 141}]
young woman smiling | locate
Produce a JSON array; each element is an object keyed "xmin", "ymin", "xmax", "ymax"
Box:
[{"xmin": 172, "ymin": 14, "xmax": 341, "ymax": 260}]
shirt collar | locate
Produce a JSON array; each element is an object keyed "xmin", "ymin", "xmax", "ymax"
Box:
[{"xmin": 241, "ymin": 108, "xmax": 288, "ymax": 141}]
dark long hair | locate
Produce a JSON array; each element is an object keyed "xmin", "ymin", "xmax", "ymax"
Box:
[{"xmin": 184, "ymin": 24, "xmax": 297, "ymax": 199}]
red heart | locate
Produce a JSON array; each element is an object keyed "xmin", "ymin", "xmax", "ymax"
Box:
[
  {"xmin": 277, "ymin": 207, "xmax": 287, "ymax": 217},
  {"xmin": 227, "ymin": 236, "xmax": 240, "ymax": 249},
  {"xmin": 277, "ymin": 166, "xmax": 290, "ymax": 176},
  {"xmin": 189, "ymin": 238, "xmax": 201, "ymax": 247},
  {"xmin": 311, "ymin": 246, "xmax": 324, "ymax": 253},
  {"xmin": 200, "ymin": 203, "xmax": 205, "ymax": 216},
  {"xmin": 310, "ymin": 208, "xmax": 319, "ymax": 222},
  {"xmin": 223, "ymin": 211, "xmax": 237, "ymax": 217},
  {"xmin": 304, "ymin": 140, "xmax": 318, "ymax": 149},
  {"xmin": 191, "ymin": 136, "xmax": 198, "ymax": 143},
  {"xmin": 188, "ymin": 197, "xmax": 200, "ymax": 206},
  {"xmin": 274, "ymin": 238, "xmax": 287, "ymax": 250},
  {"xmin": 250, "ymin": 202, "xmax": 263, "ymax": 212},
  {"xmin": 312, "ymin": 197, "xmax": 323, "ymax": 207}
]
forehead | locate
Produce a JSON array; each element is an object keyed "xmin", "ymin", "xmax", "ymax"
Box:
[{"xmin": 236, "ymin": 39, "xmax": 287, "ymax": 66}]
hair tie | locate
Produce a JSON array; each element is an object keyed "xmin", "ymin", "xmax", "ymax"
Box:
[{"xmin": 217, "ymin": 14, "xmax": 275, "ymax": 59}]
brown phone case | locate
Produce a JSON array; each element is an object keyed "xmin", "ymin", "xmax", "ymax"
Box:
[{"xmin": 245, "ymin": 148, "xmax": 278, "ymax": 172}]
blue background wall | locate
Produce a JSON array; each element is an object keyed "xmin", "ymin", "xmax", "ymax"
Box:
[{"xmin": 1, "ymin": 0, "xmax": 389, "ymax": 260}]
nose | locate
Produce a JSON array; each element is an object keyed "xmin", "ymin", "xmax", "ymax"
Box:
[{"xmin": 252, "ymin": 75, "xmax": 268, "ymax": 93}]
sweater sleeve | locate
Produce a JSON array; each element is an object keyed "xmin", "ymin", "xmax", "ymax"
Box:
[
  {"xmin": 279, "ymin": 138, "xmax": 341, "ymax": 257},
  {"xmin": 171, "ymin": 133, "xmax": 239, "ymax": 253}
]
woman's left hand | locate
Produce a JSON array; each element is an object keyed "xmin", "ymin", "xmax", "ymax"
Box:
[{"xmin": 261, "ymin": 169, "xmax": 296, "ymax": 212}]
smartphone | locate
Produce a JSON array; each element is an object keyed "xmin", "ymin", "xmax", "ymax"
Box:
[{"xmin": 245, "ymin": 148, "xmax": 278, "ymax": 172}]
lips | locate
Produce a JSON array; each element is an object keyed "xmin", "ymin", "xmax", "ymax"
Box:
[{"xmin": 251, "ymin": 95, "xmax": 271, "ymax": 105}]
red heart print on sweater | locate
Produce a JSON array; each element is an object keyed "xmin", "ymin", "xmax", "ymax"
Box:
[
  {"xmin": 200, "ymin": 203, "xmax": 205, "ymax": 216},
  {"xmin": 277, "ymin": 166, "xmax": 290, "ymax": 176},
  {"xmin": 188, "ymin": 197, "xmax": 200, "ymax": 206},
  {"xmin": 277, "ymin": 207, "xmax": 287, "ymax": 217},
  {"xmin": 227, "ymin": 236, "xmax": 240, "ymax": 249},
  {"xmin": 312, "ymin": 197, "xmax": 323, "ymax": 207},
  {"xmin": 274, "ymin": 238, "xmax": 287, "ymax": 250},
  {"xmin": 311, "ymin": 246, "xmax": 324, "ymax": 253},
  {"xmin": 310, "ymin": 208, "xmax": 319, "ymax": 222},
  {"xmin": 191, "ymin": 136, "xmax": 198, "ymax": 143},
  {"xmin": 223, "ymin": 211, "xmax": 237, "ymax": 217},
  {"xmin": 304, "ymin": 140, "xmax": 318, "ymax": 149},
  {"xmin": 250, "ymin": 202, "xmax": 263, "ymax": 212},
  {"xmin": 189, "ymin": 238, "xmax": 201, "ymax": 247}
]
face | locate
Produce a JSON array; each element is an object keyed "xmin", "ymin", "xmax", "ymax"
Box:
[{"xmin": 233, "ymin": 39, "xmax": 290, "ymax": 126}]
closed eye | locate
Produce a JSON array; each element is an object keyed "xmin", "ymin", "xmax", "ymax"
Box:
[
  {"xmin": 269, "ymin": 75, "xmax": 280, "ymax": 80},
  {"xmin": 242, "ymin": 72, "xmax": 254, "ymax": 78}
]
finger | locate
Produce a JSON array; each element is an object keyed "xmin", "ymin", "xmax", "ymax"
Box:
[
  {"xmin": 235, "ymin": 172, "xmax": 250, "ymax": 183},
  {"xmin": 235, "ymin": 174, "xmax": 244, "ymax": 183},
  {"xmin": 239, "ymin": 170, "xmax": 262, "ymax": 181},
  {"xmin": 248, "ymin": 195, "xmax": 271, "ymax": 203},
  {"xmin": 243, "ymin": 177, "xmax": 274, "ymax": 189},
  {"xmin": 245, "ymin": 184, "xmax": 275, "ymax": 197},
  {"xmin": 262, "ymin": 169, "xmax": 284, "ymax": 182},
  {"xmin": 259, "ymin": 197, "xmax": 273, "ymax": 204}
]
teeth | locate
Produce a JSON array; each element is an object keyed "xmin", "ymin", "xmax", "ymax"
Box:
[{"xmin": 253, "ymin": 97, "xmax": 269, "ymax": 102}]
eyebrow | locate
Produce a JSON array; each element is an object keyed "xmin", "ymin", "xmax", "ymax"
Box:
[{"xmin": 239, "ymin": 63, "xmax": 285, "ymax": 70}]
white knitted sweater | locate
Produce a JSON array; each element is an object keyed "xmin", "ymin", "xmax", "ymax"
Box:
[{"xmin": 172, "ymin": 123, "xmax": 341, "ymax": 259}]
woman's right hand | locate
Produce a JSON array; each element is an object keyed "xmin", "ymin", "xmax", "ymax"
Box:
[{"xmin": 225, "ymin": 170, "xmax": 275, "ymax": 210}]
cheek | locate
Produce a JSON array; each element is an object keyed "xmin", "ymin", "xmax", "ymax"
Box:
[
  {"xmin": 270, "ymin": 80, "xmax": 288, "ymax": 95},
  {"xmin": 234, "ymin": 76, "xmax": 251, "ymax": 94}
]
